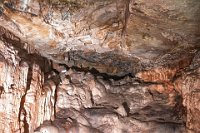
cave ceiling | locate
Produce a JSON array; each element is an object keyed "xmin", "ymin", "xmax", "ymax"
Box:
[
  {"xmin": 0, "ymin": 0, "xmax": 199, "ymax": 76},
  {"xmin": 0, "ymin": 0, "xmax": 200, "ymax": 133}
]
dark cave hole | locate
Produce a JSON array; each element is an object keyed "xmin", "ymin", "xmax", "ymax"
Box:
[
  {"xmin": 68, "ymin": 65, "xmax": 134, "ymax": 81},
  {"xmin": 122, "ymin": 102, "xmax": 130, "ymax": 115}
]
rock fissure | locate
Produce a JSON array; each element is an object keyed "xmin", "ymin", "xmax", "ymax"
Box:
[
  {"xmin": 0, "ymin": 0, "xmax": 199, "ymax": 132},
  {"xmin": 18, "ymin": 63, "xmax": 33, "ymax": 133}
]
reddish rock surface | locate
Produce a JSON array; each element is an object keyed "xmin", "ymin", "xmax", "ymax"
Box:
[{"xmin": 0, "ymin": 0, "xmax": 199, "ymax": 133}]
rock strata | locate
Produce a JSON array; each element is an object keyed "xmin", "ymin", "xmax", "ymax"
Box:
[{"xmin": 0, "ymin": 0, "xmax": 199, "ymax": 133}]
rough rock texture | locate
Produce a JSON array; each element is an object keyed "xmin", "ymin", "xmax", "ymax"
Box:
[
  {"xmin": 174, "ymin": 51, "xmax": 200, "ymax": 133},
  {"xmin": 0, "ymin": 38, "xmax": 58, "ymax": 133},
  {"xmin": 0, "ymin": 0, "xmax": 199, "ymax": 133}
]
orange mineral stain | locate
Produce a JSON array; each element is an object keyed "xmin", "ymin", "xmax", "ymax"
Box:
[{"xmin": 48, "ymin": 40, "xmax": 57, "ymax": 48}]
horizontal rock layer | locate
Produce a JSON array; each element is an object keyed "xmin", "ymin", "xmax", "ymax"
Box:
[{"xmin": 0, "ymin": 0, "xmax": 199, "ymax": 133}]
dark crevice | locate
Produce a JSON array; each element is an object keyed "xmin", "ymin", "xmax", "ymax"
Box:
[
  {"xmin": 53, "ymin": 81, "xmax": 59, "ymax": 119},
  {"xmin": 172, "ymin": 94, "xmax": 187, "ymax": 121},
  {"xmin": 122, "ymin": 102, "xmax": 130, "ymax": 115},
  {"xmin": 18, "ymin": 63, "xmax": 33, "ymax": 133},
  {"xmin": 89, "ymin": 90, "xmax": 95, "ymax": 105},
  {"xmin": 70, "ymin": 66, "xmax": 134, "ymax": 81},
  {"xmin": 121, "ymin": 0, "xmax": 130, "ymax": 36},
  {"xmin": 0, "ymin": 86, "xmax": 4, "ymax": 98},
  {"xmin": 130, "ymin": 116, "xmax": 185, "ymax": 125}
]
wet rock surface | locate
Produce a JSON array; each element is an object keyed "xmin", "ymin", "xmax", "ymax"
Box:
[{"xmin": 0, "ymin": 0, "xmax": 199, "ymax": 133}]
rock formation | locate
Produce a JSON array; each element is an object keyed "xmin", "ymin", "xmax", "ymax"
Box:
[{"xmin": 0, "ymin": 0, "xmax": 199, "ymax": 132}]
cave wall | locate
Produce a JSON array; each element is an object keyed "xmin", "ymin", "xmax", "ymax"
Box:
[
  {"xmin": 0, "ymin": 0, "xmax": 199, "ymax": 133},
  {"xmin": 0, "ymin": 34, "xmax": 199, "ymax": 132},
  {"xmin": 0, "ymin": 38, "xmax": 56, "ymax": 132}
]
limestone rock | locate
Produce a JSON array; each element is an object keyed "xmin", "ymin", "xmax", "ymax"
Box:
[{"xmin": 0, "ymin": 0, "xmax": 199, "ymax": 132}]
